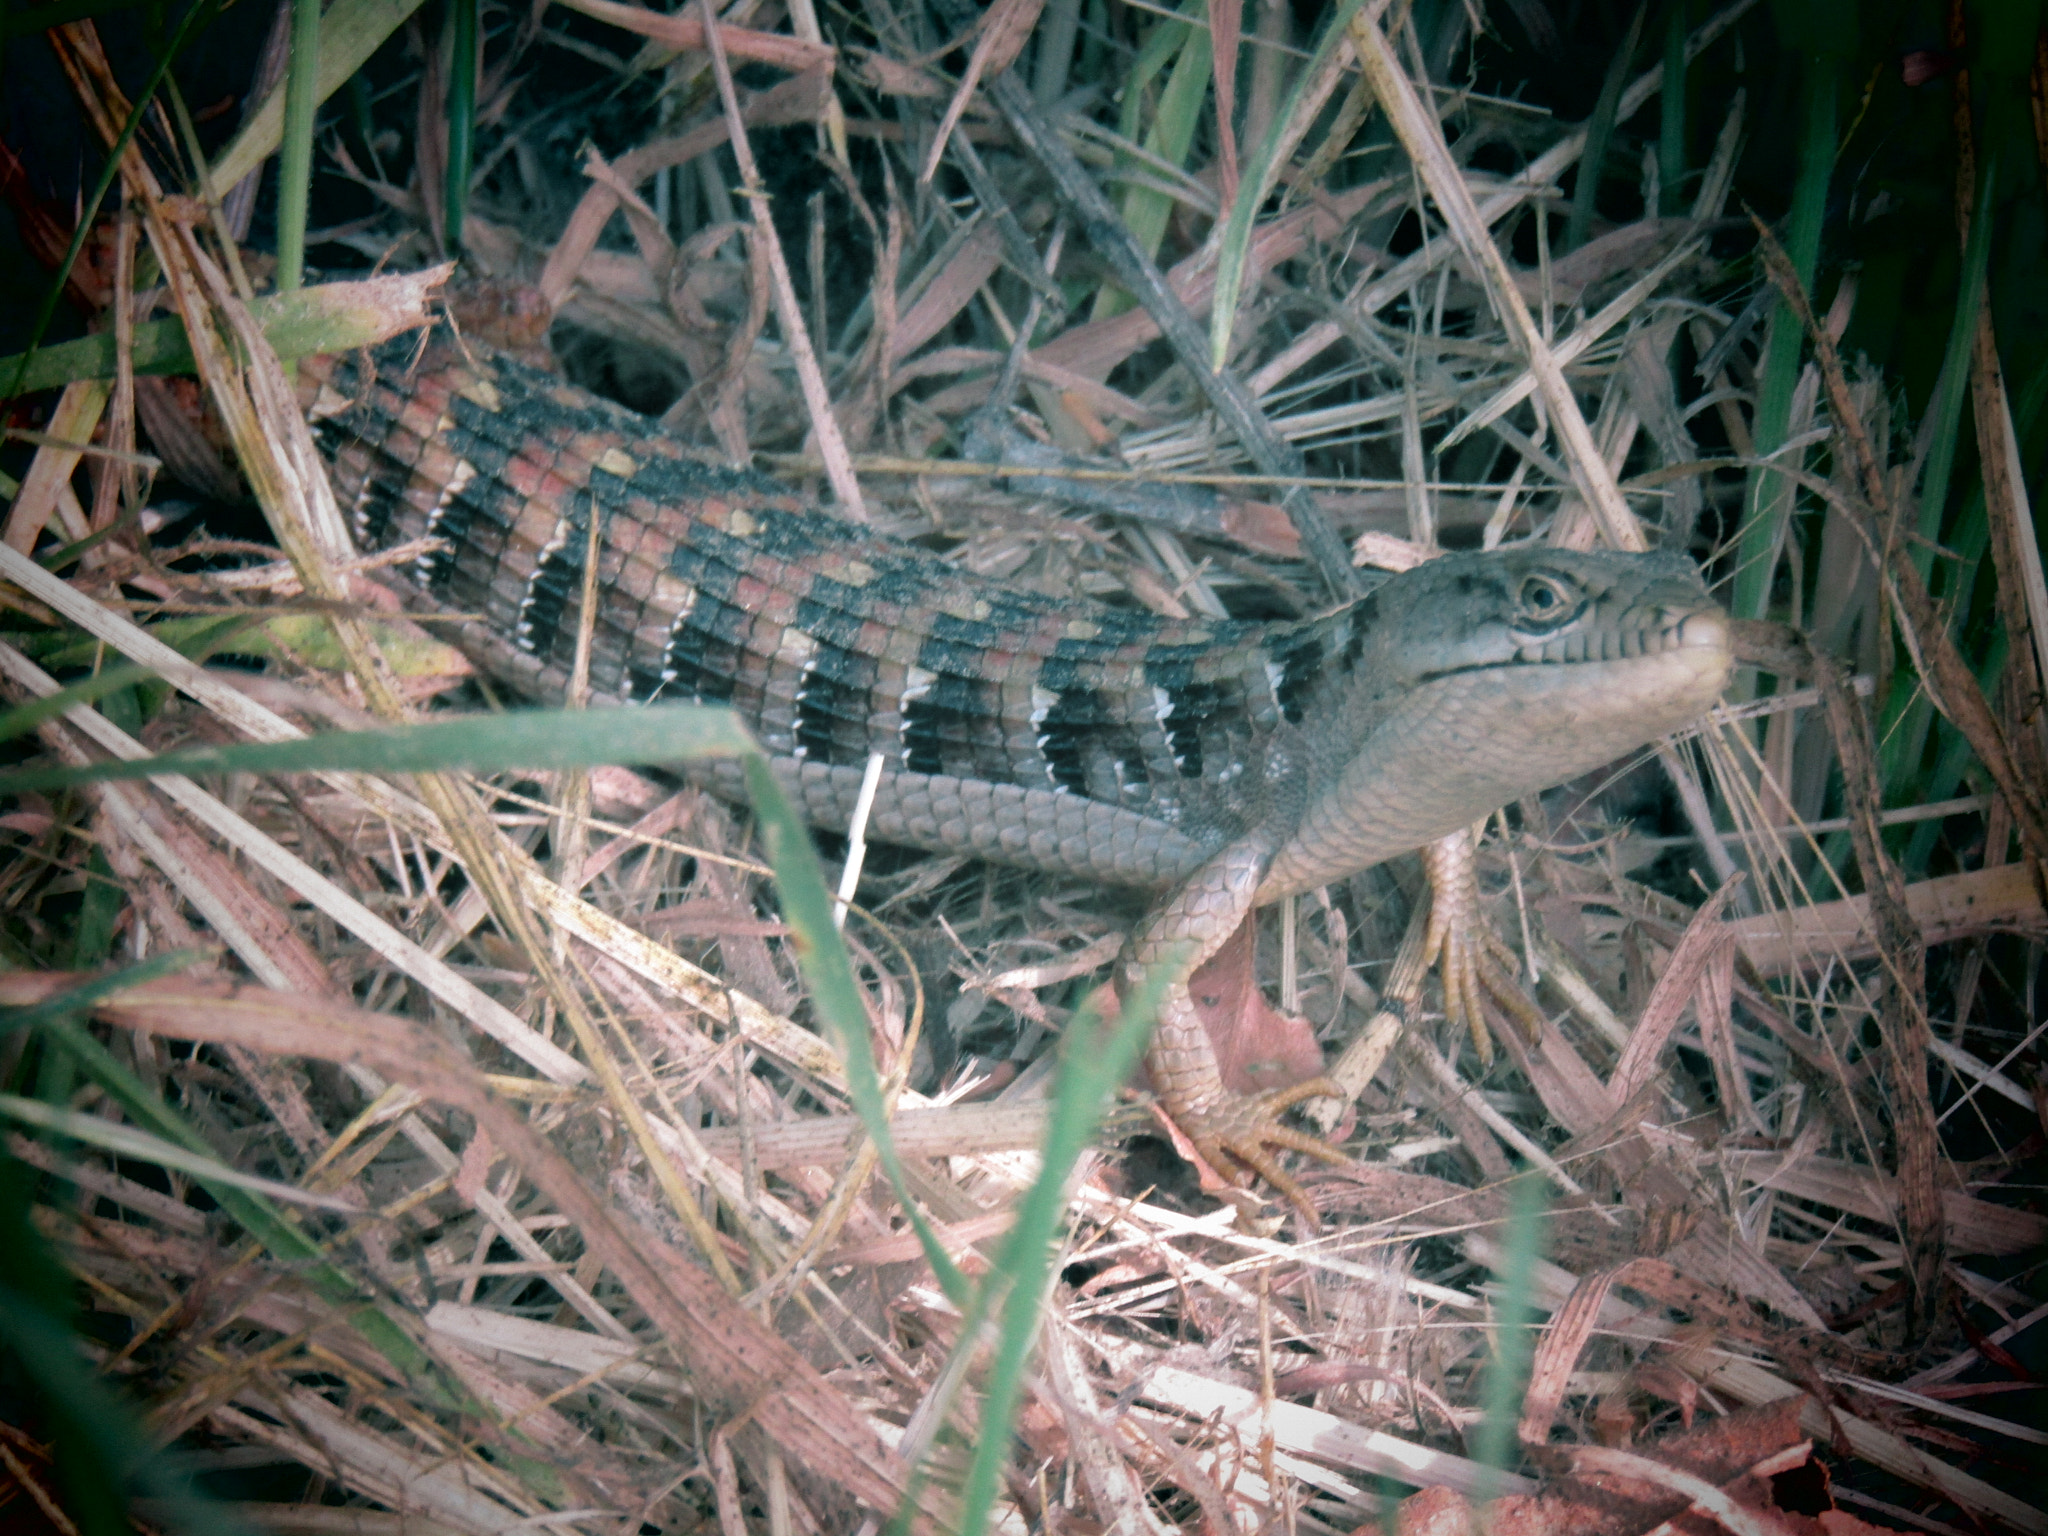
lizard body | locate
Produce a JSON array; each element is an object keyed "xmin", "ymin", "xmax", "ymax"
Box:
[{"xmin": 305, "ymin": 332, "xmax": 1732, "ymax": 1212}]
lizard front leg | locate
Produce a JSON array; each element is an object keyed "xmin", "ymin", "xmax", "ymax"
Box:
[{"xmin": 1121, "ymin": 837, "xmax": 1348, "ymax": 1222}]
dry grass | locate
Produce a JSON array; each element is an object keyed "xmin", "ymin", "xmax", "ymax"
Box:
[{"xmin": 0, "ymin": 2, "xmax": 2043, "ymax": 1534}]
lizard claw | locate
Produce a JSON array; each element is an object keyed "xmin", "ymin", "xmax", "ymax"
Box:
[
  {"xmin": 1169, "ymin": 1077, "xmax": 1352, "ymax": 1226},
  {"xmin": 1477, "ymin": 932, "xmax": 1549, "ymax": 1044},
  {"xmin": 1425, "ymin": 892, "xmax": 1491, "ymax": 1066},
  {"xmin": 1421, "ymin": 827, "xmax": 1548, "ymax": 1065}
]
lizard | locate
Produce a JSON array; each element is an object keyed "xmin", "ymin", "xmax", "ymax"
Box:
[{"xmin": 301, "ymin": 328, "xmax": 1733, "ymax": 1218}]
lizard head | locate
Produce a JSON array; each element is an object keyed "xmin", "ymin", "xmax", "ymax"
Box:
[
  {"xmin": 1396, "ymin": 544, "xmax": 1725, "ymax": 673},
  {"xmin": 1252, "ymin": 546, "xmax": 1732, "ymax": 895},
  {"xmin": 1324, "ymin": 545, "xmax": 1731, "ymax": 791},
  {"xmin": 1380, "ymin": 544, "xmax": 1730, "ymax": 773}
]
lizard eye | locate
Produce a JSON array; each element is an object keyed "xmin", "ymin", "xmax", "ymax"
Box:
[{"xmin": 1513, "ymin": 574, "xmax": 1582, "ymax": 633}]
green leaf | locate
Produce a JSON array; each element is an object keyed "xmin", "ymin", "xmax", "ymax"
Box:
[
  {"xmin": 1563, "ymin": 7, "xmax": 1645, "ymax": 254},
  {"xmin": 0, "ymin": 702, "xmax": 759, "ymax": 797},
  {"xmin": 741, "ymin": 755, "xmax": 968, "ymax": 1304},
  {"xmin": 2, "ymin": 0, "xmax": 226, "ymax": 402},
  {"xmin": 445, "ymin": 0, "xmax": 478, "ymax": 254},
  {"xmin": 1208, "ymin": 0, "xmax": 1367, "ymax": 368},
  {"xmin": 950, "ymin": 965, "xmax": 1170, "ymax": 1536},
  {"xmin": 0, "ymin": 1093, "xmax": 364, "ymax": 1210},
  {"xmin": 1912, "ymin": 162, "xmax": 1997, "ymax": 581},
  {"xmin": 211, "ymin": 0, "xmax": 434, "ymax": 194},
  {"xmin": 1658, "ymin": 1, "xmax": 1687, "ymax": 216},
  {"xmin": 1730, "ymin": 56, "xmax": 1836, "ymax": 623},
  {"xmin": 0, "ymin": 273, "xmax": 450, "ymax": 396},
  {"xmin": 1468, "ymin": 1171, "xmax": 1549, "ymax": 1493}
]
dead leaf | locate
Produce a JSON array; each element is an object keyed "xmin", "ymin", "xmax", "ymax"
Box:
[
  {"xmin": 918, "ymin": 0, "xmax": 1046, "ymax": 184},
  {"xmin": 1181, "ymin": 914, "xmax": 1325, "ymax": 1098}
]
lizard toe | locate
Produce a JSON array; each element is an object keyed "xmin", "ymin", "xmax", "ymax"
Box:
[
  {"xmin": 1177, "ymin": 1089, "xmax": 1351, "ymax": 1226},
  {"xmin": 1251, "ymin": 1074, "xmax": 1348, "ymax": 1120},
  {"xmin": 1477, "ymin": 935, "xmax": 1548, "ymax": 1044}
]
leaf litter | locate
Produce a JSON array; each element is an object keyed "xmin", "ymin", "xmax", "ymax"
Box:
[{"xmin": 0, "ymin": 2, "xmax": 2042, "ymax": 1533}]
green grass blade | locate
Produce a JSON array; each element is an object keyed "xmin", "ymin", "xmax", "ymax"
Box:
[
  {"xmin": 0, "ymin": 1279, "xmax": 255, "ymax": 1535},
  {"xmin": 1730, "ymin": 56, "xmax": 1835, "ymax": 622},
  {"xmin": 20, "ymin": 1010, "xmax": 501, "ymax": 1509},
  {"xmin": 740, "ymin": 756, "xmax": 969, "ymax": 1304},
  {"xmin": 69, "ymin": 850, "xmax": 124, "ymax": 968},
  {"xmin": 1659, "ymin": 0, "xmax": 1686, "ymax": 215},
  {"xmin": 1875, "ymin": 174, "xmax": 2022, "ymax": 821},
  {"xmin": 1467, "ymin": 1171, "xmax": 1549, "ymax": 1494},
  {"xmin": 1031, "ymin": 0, "xmax": 1082, "ymax": 108},
  {"xmin": 210, "ymin": 0, "xmax": 432, "ymax": 194},
  {"xmin": 1, "ymin": 0, "xmax": 224, "ymax": 403},
  {"xmin": 39, "ymin": 1012, "xmax": 343, "ymax": 1262},
  {"xmin": 1092, "ymin": 0, "xmax": 1207, "ymax": 319},
  {"xmin": 0, "ymin": 267, "xmax": 449, "ymax": 395},
  {"xmin": 0, "ymin": 616, "xmax": 257, "ymax": 747},
  {"xmin": 1116, "ymin": 0, "xmax": 1198, "ymax": 153},
  {"xmin": 12, "ymin": 982, "xmax": 621, "ymax": 1495},
  {"xmin": 444, "ymin": 0, "xmax": 477, "ymax": 254},
  {"xmin": 1127, "ymin": 14, "xmax": 1212, "ymax": 254},
  {"xmin": 0, "ymin": 0, "xmax": 146, "ymax": 35},
  {"xmin": 0, "ymin": 702, "xmax": 759, "ymax": 796},
  {"xmin": 276, "ymin": 0, "xmax": 322, "ymax": 292},
  {"xmin": 1208, "ymin": 0, "xmax": 1366, "ymax": 368},
  {"xmin": 742, "ymin": 750, "xmax": 1179, "ymax": 1534},
  {"xmin": 35, "ymin": 1011, "xmax": 449, "ymax": 1385},
  {"xmin": 0, "ymin": 657, "xmax": 189, "ymax": 748},
  {"xmin": 0, "ymin": 1283, "xmax": 137, "ymax": 1536},
  {"xmin": 1563, "ymin": 7, "xmax": 1644, "ymax": 253},
  {"xmin": 0, "ymin": 952, "xmax": 204, "ymax": 1041},
  {"xmin": 951, "ymin": 964, "xmax": 1170, "ymax": 1536},
  {"xmin": 1903, "ymin": 639, "xmax": 2006, "ymax": 875},
  {"xmin": 1911, "ymin": 162, "xmax": 1996, "ymax": 582},
  {"xmin": 0, "ymin": 1092, "xmax": 364, "ymax": 1209}
]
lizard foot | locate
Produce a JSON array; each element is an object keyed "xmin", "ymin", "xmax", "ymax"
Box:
[
  {"xmin": 1170, "ymin": 1077, "xmax": 1352, "ymax": 1225},
  {"xmin": 1424, "ymin": 892, "xmax": 1491, "ymax": 1066},
  {"xmin": 1421, "ymin": 828, "xmax": 1548, "ymax": 1066}
]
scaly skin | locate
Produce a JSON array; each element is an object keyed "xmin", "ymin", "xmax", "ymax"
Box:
[
  {"xmin": 304, "ymin": 332, "xmax": 1734, "ymax": 1219},
  {"xmin": 1423, "ymin": 827, "xmax": 1490, "ymax": 1066}
]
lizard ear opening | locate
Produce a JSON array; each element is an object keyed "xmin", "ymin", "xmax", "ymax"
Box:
[{"xmin": 1511, "ymin": 573, "xmax": 1586, "ymax": 635}]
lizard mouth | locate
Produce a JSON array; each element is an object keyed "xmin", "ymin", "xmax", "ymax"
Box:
[
  {"xmin": 1411, "ymin": 600, "xmax": 1731, "ymax": 687},
  {"xmin": 1509, "ymin": 601, "xmax": 1730, "ymax": 667}
]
